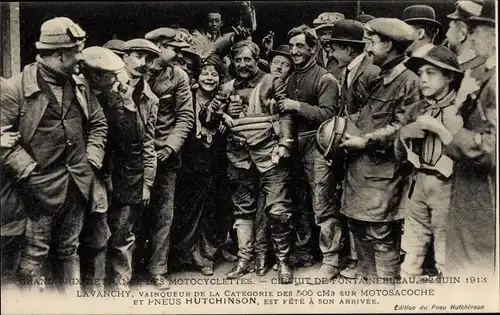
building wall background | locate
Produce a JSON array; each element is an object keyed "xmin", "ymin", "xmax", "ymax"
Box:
[{"xmin": 15, "ymin": 1, "xmax": 456, "ymax": 69}]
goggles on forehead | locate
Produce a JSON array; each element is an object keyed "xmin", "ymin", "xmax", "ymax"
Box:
[{"xmin": 67, "ymin": 24, "xmax": 87, "ymax": 43}]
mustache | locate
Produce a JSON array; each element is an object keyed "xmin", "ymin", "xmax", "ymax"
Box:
[
  {"xmin": 135, "ymin": 65, "xmax": 148, "ymax": 73},
  {"xmin": 237, "ymin": 66, "xmax": 252, "ymax": 72}
]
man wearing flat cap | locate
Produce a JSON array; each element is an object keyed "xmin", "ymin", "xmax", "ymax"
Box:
[
  {"xmin": 103, "ymin": 39, "xmax": 126, "ymax": 57},
  {"xmin": 339, "ymin": 18, "xmax": 420, "ymax": 280},
  {"xmin": 445, "ymin": 0, "xmax": 487, "ymax": 72},
  {"xmin": 146, "ymin": 27, "xmax": 191, "ymax": 72},
  {"xmin": 135, "ymin": 33, "xmax": 195, "ymax": 287},
  {"xmin": 444, "ymin": 0, "xmax": 496, "ymax": 277},
  {"xmin": 0, "ymin": 17, "xmax": 107, "ymax": 293},
  {"xmin": 403, "ymin": 5, "xmax": 442, "ymax": 57},
  {"xmin": 395, "ymin": 45, "xmax": 465, "ymax": 280}
]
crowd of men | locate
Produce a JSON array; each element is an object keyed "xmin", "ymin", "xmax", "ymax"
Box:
[{"xmin": 0, "ymin": 0, "xmax": 496, "ymax": 294}]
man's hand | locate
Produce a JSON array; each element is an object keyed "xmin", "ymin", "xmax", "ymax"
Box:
[
  {"xmin": 228, "ymin": 95, "xmax": 244, "ymax": 117},
  {"xmin": 0, "ymin": 125, "xmax": 21, "ymax": 148},
  {"xmin": 232, "ymin": 25, "xmax": 252, "ymax": 42},
  {"xmin": 400, "ymin": 122, "xmax": 426, "ymax": 140},
  {"xmin": 278, "ymin": 99, "xmax": 300, "ymax": 113},
  {"xmin": 415, "ymin": 115, "xmax": 453, "ymax": 144},
  {"xmin": 142, "ymin": 185, "xmax": 151, "ymax": 208},
  {"xmin": 271, "ymin": 145, "xmax": 290, "ymax": 165},
  {"xmin": 339, "ymin": 133, "xmax": 368, "ymax": 150},
  {"xmin": 262, "ymin": 31, "xmax": 274, "ymax": 53},
  {"xmin": 157, "ymin": 146, "xmax": 174, "ymax": 163}
]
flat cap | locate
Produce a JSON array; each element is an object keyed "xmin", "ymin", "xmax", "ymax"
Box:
[
  {"xmin": 122, "ymin": 38, "xmax": 161, "ymax": 57},
  {"xmin": 365, "ymin": 18, "xmax": 417, "ymax": 47},
  {"xmin": 36, "ymin": 17, "xmax": 86, "ymax": 50},
  {"xmin": 145, "ymin": 27, "xmax": 177, "ymax": 42},
  {"xmin": 82, "ymin": 46, "xmax": 125, "ymax": 73},
  {"xmin": 103, "ymin": 39, "xmax": 125, "ymax": 55}
]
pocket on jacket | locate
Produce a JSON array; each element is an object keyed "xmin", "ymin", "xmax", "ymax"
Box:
[{"xmin": 362, "ymin": 155, "xmax": 396, "ymax": 180}]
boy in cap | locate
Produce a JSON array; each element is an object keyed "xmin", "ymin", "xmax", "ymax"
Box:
[
  {"xmin": 445, "ymin": 0, "xmax": 487, "ymax": 71},
  {"xmin": 313, "ymin": 12, "xmax": 345, "ymax": 81},
  {"xmin": 283, "ymin": 24, "xmax": 342, "ymax": 280},
  {"xmin": 444, "ymin": 0, "xmax": 496, "ymax": 277},
  {"xmin": 1, "ymin": 17, "xmax": 107, "ymax": 293},
  {"xmin": 396, "ymin": 45, "xmax": 464, "ymax": 280},
  {"xmin": 339, "ymin": 18, "xmax": 420, "ymax": 280},
  {"xmin": 130, "ymin": 35, "xmax": 194, "ymax": 287},
  {"xmin": 403, "ymin": 5, "xmax": 442, "ymax": 56}
]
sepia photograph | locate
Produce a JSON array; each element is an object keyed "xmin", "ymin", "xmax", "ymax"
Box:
[{"xmin": 0, "ymin": 0, "xmax": 498, "ymax": 313}]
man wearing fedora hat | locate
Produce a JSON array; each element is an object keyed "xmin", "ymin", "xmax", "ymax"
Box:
[
  {"xmin": 444, "ymin": 0, "xmax": 496, "ymax": 277},
  {"xmin": 446, "ymin": 0, "xmax": 487, "ymax": 72},
  {"xmin": 395, "ymin": 45, "xmax": 465, "ymax": 280},
  {"xmin": 403, "ymin": 5, "xmax": 442, "ymax": 57},
  {"xmin": 339, "ymin": 18, "xmax": 420, "ymax": 280},
  {"xmin": 1, "ymin": 17, "xmax": 107, "ymax": 293}
]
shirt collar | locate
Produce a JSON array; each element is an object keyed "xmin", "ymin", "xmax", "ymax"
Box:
[
  {"xmin": 457, "ymin": 49, "xmax": 476, "ymax": 65},
  {"xmin": 383, "ymin": 63, "xmax": 407, "ymax": 85},
  {"xmin": 234, "ymin": 69, "xmax": 265, "ymax": 89},
  {"xmin": 347, "ymin": 53, "xmax": 365, "ymax": 72},
  {"xmin": 485, "ymin": 55, "xmax": 496, "ymax": 70}
]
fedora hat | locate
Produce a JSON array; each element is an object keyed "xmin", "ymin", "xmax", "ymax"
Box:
[
  {"xmin": 268, "ymin": 44, "xmax": 292, "ymax": 64},
  {"xmin": 316, "ymin": 116, "xmax": 361, "ymax": 163},
  {"xmin": 467, "ymin": 0, "xmax": 495, "ymax": 26},
  {"xmin": 329, "ymin": 19, "xmax": 366, "ymax": 44},
  {"xmin": 405, "ymin": 45, "xmax": 464, "ymax": 81},
  {"xmin": 447, "ymin": 0, "xmax": 484, "ymax": 20},
  {"xmin": 403, "ymin": 5, "xmax": 442, "ymax": 29}
]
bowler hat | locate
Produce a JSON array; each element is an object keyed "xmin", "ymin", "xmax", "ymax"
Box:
[
  {"xmin": 403, "ymin": 5, "xmax": 442, "ymax": 29},
  {"xmin": 122, "ymin": 38, "xmax": 161, "ymax": 57},
  {"xmin": 316, "ymin": 116, "xmax": 361, "ymax": 162},
  {"xmin": 36, "ymin": 17, "xmax": 86, "ymax": 50},
  {"xmin": 447, "ymin": 0, "xmax": 484, "ymax": 20},
  {"xmin": 355, "ymin": 14, "xmax": 376, "ymax": 24},
  {"xmin": 82, "ymin": 46, "xmax": 125, "ymax": 73},
  {"xmin": 258, "ymin": 59, "xmax": 270, "ymax": 73},
  {"xmin": 365, "ymin": 18, "xmax": 417, "ymax": 49},
  {"xmin": 103, "ymin": 39, "xmax": 125, "ymax": 56},
  {"xmin": 329, "ymin": 19, "xmax": 366, "ymax": 44},
  {"xmin": 404, "ymin": 45, "xmax": 464, "ymax": 81},
  {"xmin": 268, "ymin": 45, "xmax": 293, "ymax": 64},
  {"xmin": 467, "ymin": 0, "xmax": 495, "ymax": 26}
]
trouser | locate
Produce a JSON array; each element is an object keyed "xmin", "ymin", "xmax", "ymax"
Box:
[
  {"xmin": 228, "ymin": 163, "xmax": 293, "ymax": 263},
  {"xmin": 348, "ymin": 219, "xmax": 402, "ymax": 279},
  {"xmin": 79, "ymin": 211, "xmax": 111, "ymax": 289},
  {"xmin": 255, "ymin": 193, "xmax": 270, "ymax": 258},
  {"xmin": 401, "ymin": 172, "xmax": 451, "ymax": 277},
  {"xmin": 293, "ymin": 132, "xmax": 343, "ymax": 267},
  {"xmin": 107, "ymin": 202, "xmax": 143, "ymax": 285},
  {"xmin": 145, "ymin": 169, "xmax": 176, "ymax": 275},
  {"xmin": 1, "ymin": 235, "xmax": 24, "ymax": 281},
  {"xmin": 18, "ymin": 181, "xmax": 86, "ymax": 292}
]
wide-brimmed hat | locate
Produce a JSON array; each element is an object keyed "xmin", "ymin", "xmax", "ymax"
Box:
[
  {"xmin": 467, "ymin": 0, "xmax": 495, "ymax": 26},
  {"xmin": 36, "ymin": 17, "xmax": 86, "ymax": 50},
  {"xmin": 316, "ymin": 116, "xmax": 361, "ymax": 162},
  {"xmin": 329, "ymin": 19, "xmax": 366, "ymax": 44},
  {"xmin": 403, "ymin": 5, "xmax": 442, "ymax": 29},
  {"xmin": 404, "ymin": 45, "xmax": 464, "ymax": 81},
  {"xmin": 447, "ymin": 0, "xmax": 484, "ymax": 20},
  {"xmin": 268, "ymin": 45, "xmax": 292, "ymax": 64}
]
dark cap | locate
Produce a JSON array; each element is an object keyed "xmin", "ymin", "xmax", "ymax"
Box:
[{"xmin": 268, "ymin": 44, "xmax": 292, "ymax": 64}]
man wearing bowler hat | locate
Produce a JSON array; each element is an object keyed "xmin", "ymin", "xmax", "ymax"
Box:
[
  {"xmin": 396, "ymin": 45, "xmax": 465, "ymax": 280},
  {"xmin": 313, "ymin": 12, "xmax": 345, "ymax": 81},
  {"xmin": 445, "ymin": 0, "xmax": 487, "ymax": 72},
  {"xmin": 444, "ymin": 0, "xmax": 496, "ymax": 277},
  {"xmin": 1, "ymin": 17, "xmax": 107, "ymax": 293},
  {"xmin": 403, "ymin": 5, "xmax": 442, "ymax": 57},
  {"xmin": 339, "ymin": 18, "xmax": 420, "ymax": 280},
  {"xmin": 328, "ymin": 19, "xmax": 381, "ymax": 279},
  {"xmin": 269, "ymin": 45, "xmax": 294, "ymax": 83}
]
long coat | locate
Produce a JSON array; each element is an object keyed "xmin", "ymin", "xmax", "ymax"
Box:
[
  {"xmin": 444, "ymin": 59, "xmax": 496, "ymax": 276},
  {"xmin": 0, "ymin": 63, "xmax": 107, "ymax": 216}
]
